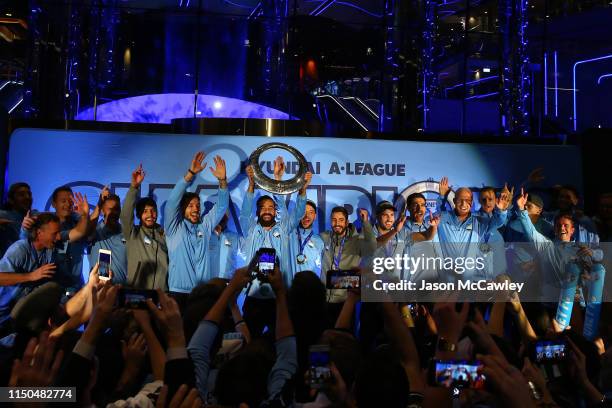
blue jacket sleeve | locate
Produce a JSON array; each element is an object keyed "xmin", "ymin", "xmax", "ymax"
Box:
[
  {"xmin": 517, "ymin": 209, "xmax": 552, "ymax": 253},
  {"xmin": 281, "ymin": 193, "xmax": 306, "ymax": 233},
  {"xmin": 164, "ymin": 177, "xmax": 192, "ymax": 235},
  {"xmin": 187, "ymin": 320, "xmax": 220, "ymax": 400},
  {"xmin": 239, "ymin": 192, "xmax": 255, "ymax": 237},
  {"xmin": 266, "ymin": 336, "xmax": 298, "ymax": 401},
  {"xmin": 201, "ymin": 188, "xmax": 229, "ymax": 233},
  {"xmin": 489, "ymin": 208, "xmax": 508, "ymax": 230}
]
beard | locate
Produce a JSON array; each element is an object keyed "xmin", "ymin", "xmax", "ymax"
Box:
[{"xmin": 258, "ymin": 215, "xmax": 276, "ymax": 228}]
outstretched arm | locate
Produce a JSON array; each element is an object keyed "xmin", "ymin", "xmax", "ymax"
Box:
[
  {"xmin": 120, "ymin": 164, "xmax": 145, "ymax": 237},
  {"xmin": 201, "ymin": 155, "xmax": 230, "ymax": 231}
]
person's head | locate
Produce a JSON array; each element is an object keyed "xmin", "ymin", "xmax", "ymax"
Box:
[
  {"xmin": 478, "ymin": 187, "xmax": 496, "ymax": 214},
  {"xmin": 407, "ymin": 193, "xmax": 426, "ymax": 223},
  {"xmin": 180, "ymin": 192, "xmax": 200, "ymax": 224},
  {"xmin": 376, "ymin": 201, "xmax": 396, "ymax": 232},
  {"xmin": 51, "ymin": 186, "xmax": 73, "ymax": 219},
  {"xmin": 525, "ymin": 194, "xmax": 544, "ymax": 217},
  {"xmin": 257, "ymin": 195, "xmax": 276, "ymax": 228},
  {"xmin": 453, "ymin": 187, "xmax": 473, "ymax": 217},
  {"xmin": 597, "ymin": 192, "xmax": 612, "ymax": 223},
  {"xmin": 557, "ymin": 185, "xmax": 579, "ymax": 211},
  {"xmin": 300, "ymin": 200, "xmax": 317, "ymax": 229},
  {"xmin": 554, "ymin": 212, "xmax": 575, "ymax": 242},
  {"xmin": 30, "ymin": 212, "xmax": 61, "ymax": 249},
  {"xmin": 331, "ymin": 206, "xmax": 349, "ymax": 236},
  {"xmin": 289, "ymin": 271, "xmax": 328, "ymax": 337},
  {"xmin": 101, "ymin": 194, "xmax": 121, "ymax": 225},
  {"xmin": 6, "ymin": 182, "xmax": 32, "ymax": 213},
  {"xmin": 215, "ymin": 351, "xmax": 274, "ymax": 407},
  {"xmin": 135, "ymin": 197, "xmax": 158, "ymax": 228},
  {"xmin": 354, "ymin": 345, "xmax": 410, "ymax": 408}
]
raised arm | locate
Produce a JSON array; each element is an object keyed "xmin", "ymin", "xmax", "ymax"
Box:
[
  {"xmin": 412, "ymin": 211, "xmax": 440, "ymax": 243},
  {"xmin": 120, "ymin": 164, "xmax": 145, "ymax": 237},
  {"xmin": 359, "ymin": 209, "xmax": 377, "ymax": 257},
  {"xmin": 436, "ymin": 176, "xmax": 450, "ymax": 212},
  {"xmin": 67, "ymin": 192, "xmax": 90, "ymax": 242},
  {"xmin": 200, "ymin": 155, "xmax": 230, "ymax": 231},
  {"xmin": 377, "ymin": 213, "xmax": 406, "ymax": 247},
  {"xmin": 516, "ymin": 189, "xmax": 552, "ymax": 252},
  {"xmin": 238, "ymin": 166, "xmax": 256, "ymax": 236}
]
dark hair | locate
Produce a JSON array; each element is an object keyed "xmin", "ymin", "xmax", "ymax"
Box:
[
  {"xmin": 354, "ymin": 346, "xmax": 410, "ymax": 408},
  {"xmin": 331, "ymin": 206, "xmax": 348, "ymax": 219},
  {"xmin": 183, "ymin": 280, "xmax": 227, "ymax": 343},
  {"xmin": 51, "ymin": 186, "xmax": 72, "ymax": 202},
  {"xmin": 256, "ymin": 195, "xmax": 276, "ymax": 213},
  {"xmin": 215, "ymin": 352, "xmax": 274, "ymax": 407},
  {"xmin": 306, "ymin": 199, "xmax": 317, "ymax": 212},
  {"xmin": 554, "ymin": 211, "xmax": 575, "ymax": 226},
  {"xmin": 135, "ymin": 197, "xmax": 157, "ymax": 220},
  {"xmin": 406, "ymin": 192, "xmax": 426, "ymax": 207},
  {"xmin": 29, "ymin": 212, "xmax": 60, "ymax": 240},
  {"xmin": 179, "ymin": 192, "xmax": 199, "ymax": 218},
  {"xmin": 4, "ymin": 182, "xmax": 31, "ymax": 211},
  {"xmin": 479, "ymin": 186, "xmax": 496, "ymax": 196},
  {"xmin": 101, "ymin": 193, "xmax": 121, "ymax": 207}
]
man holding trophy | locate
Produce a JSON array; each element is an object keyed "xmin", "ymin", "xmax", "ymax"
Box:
[{"xmin": 239, "ymin": 154, "xmax": 312, "ymax": 336}]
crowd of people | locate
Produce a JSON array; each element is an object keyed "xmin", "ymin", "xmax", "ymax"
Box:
[{"xmin": 0, "ymin": 151, "xmax": 610, "ymax": 407}]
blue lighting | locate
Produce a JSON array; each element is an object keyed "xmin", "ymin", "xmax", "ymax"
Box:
[
  {"xmin": 75, "ymin": 93, "xmax": 293, "ymax": 123},
  {"xmin": 596, "ymin": 73, "xmax": 612, "ymax": 85},
  {"xmin": 444, "ymin": 76, "xmax": 499, "ymax": 93},
  {"xmin": 544, "ymin": 52, "xmax": 548, "ymax": 116},
  {"xmin": 572, "ymin": 54, "xmax": 612, "ymax": 131},
  {"xmin": 465, "ymin": 91, "xmax": 499, "ymax": 100},
  {"xmin": 554, "ymin": 51, "xmax": 558, "ymax": 117}
]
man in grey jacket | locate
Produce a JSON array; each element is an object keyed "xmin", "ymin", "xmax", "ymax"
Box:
[
  {"xmin": 120, "ymin": 164, "xmax": 168, "ymax": 290},
  {"xmin": 320, "ymin": 206, "xmax": 376, "ymax": 320}
]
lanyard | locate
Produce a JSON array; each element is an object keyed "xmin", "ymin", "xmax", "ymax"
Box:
[
  {"xmin": 297, "ymin": 228, "xmax": 313, "ymax": 255},
  {"xmin": 332, "ymin": 235, "xmax": 347, "ymax": 270}
]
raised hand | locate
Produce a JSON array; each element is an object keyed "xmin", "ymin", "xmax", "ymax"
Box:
[
  {"xmin": 478, "ymin": 354, "xmax": 535, "ymax": 408},
  {"xmin": 273, "ymin": 156, "xmax": 286, "ymax": 181},
  {"xmin": 496, "ymin": 188, "xmax": 512, "ymax": 210},
  {"xmin": 246, "ymin": 164, "xmax": 255, "ymax": 188},
  {"xmin": 121, "ymin": 333, "xmax": 147, "ymax": 371},
  {"xmin": 228, "ymin": 266, "xmax": 251, "ymax": 293},
  {"xmin": 268, "ymin": 263, "xmax": 285, "ymax": 295},
  {"xmin": 439, "ymin": 176, "xmax": 450, "ymax": 196},
  {"xmin": 73, "ymin": 192, "xmax": 90, "ymax": 216},
  {"xmin": 432, "ymin": 301, "xmax": 469, "ymax": 344},
  {"xmin": 299, "ymin": 171, "xmax": 313, "ymax": 195},
  {"xmin": 30, "ymin": 263, "xmax": 56, "ymax": 282},
  {"xmin": 21, "ymin": 210, "xmax": 37, "ymax": 231},
  {"xmin": 428, "ymin": 210, "xmax": 440, "ymax": 228},
  {"xmin": 8, "ymin": 331, "xmax": 64, "ymax": 387},
  {"xmin": 131, "ymin": 164, "xmax": 146, "ymax": 188},
  {"xmin": 146, "ymin": 290, "xmax": 184, "ymax": 348},
  {"xmin": 359, "ymin": 208, "xmax": 369, "ymax": 223},
  {"xmin": 209, "ymin": 155, "xmax": 227, "ymax": 181},
  {"xmin": 189, "ymin": 151, "xmax": 207, "ymax": 175},
  {"xmin": 516, "ymin": 188, "xmax": 529, "ymax": 211}
]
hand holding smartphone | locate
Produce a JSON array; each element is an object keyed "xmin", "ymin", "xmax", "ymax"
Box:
[
  {"xmin": 98, "ymin": 249, "xmax": 112, "ymax": 282},
  {"xmin": 308, "ymin": 345, "xmax": 332, "ymax": 389},
  {"xmin": 117, "ymin": 288, "xmax": 158, "ymax": 309},
  {"xmin": 429, "ymin": 360, "xmax": 486, "ymax": 390}
]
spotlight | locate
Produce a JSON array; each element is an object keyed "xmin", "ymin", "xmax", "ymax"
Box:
[{"xmin": 213, "ymin": 101, "xmax": 222, "ymax": 109}]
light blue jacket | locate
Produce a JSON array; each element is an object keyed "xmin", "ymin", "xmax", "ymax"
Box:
[
  {"xmin": 276, "ymin": 194, "xmax": 324, "ymax": 278},
  {"xmin": 206, "ymin": 229, "xmax": 244, "ymax": 279},
  {"xmin": 164, "ymin": 178, "xmax": 229, "ymax": 293},
  {"xmin": 239, "ymin": 192, "xmax": 306, "ymax": 297}
]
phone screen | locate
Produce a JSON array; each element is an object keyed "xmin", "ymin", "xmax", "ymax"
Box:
[
  {"xmin": 98, "ymin": 251, "xmax": 111, "ymax": 278},
  {"xmin": 308, "ymin": 347, "xmax": 331, "ymax": 389},
  {"xmin": 258, "ymin": 249, "xmax": 276, "ymax": 274},
  {"xmin": 432, "ymin": 360, "xmax": 486, "ymax": 390},
  {"xmin": 119, "ymin": 288, "xmax": 158, "ymax": 309},
  {"xmin": 534, "ymin": 340, "xmax": 566, "ymax": 363},
  {"xmin": 326, "ymin": 270, "xmax": 360, "ymax": 289}
]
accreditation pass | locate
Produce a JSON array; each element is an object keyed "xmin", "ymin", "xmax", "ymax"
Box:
[{"xmin": 0, "ymin": 387, "xmax": 76, "ymax": 402}]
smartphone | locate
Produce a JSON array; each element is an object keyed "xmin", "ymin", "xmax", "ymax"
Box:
[
  {"xmin": 429, "ymin": 360, "xmax": 486, "ymax": 390},
  {"xmin": 326, "ymin": 269, "xmax": 360, "ymax": 290},
  {"xmin": 533, "ymin": 339, "xmax": 566, "ymax": 364},
  {"xmin": 118, "ymin": 288, "xmax": 158, "ymax": 309},
  {"xmin": 98, "ymin": 249, "xmax": 112, "ymax": 281},
  {"xmin": 308, "ymin": 345, "xmax": 332, "ymax": 389},
  {"xmin": 257, "ymin": 248, "xmax": 276, "ymax": 277}
]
